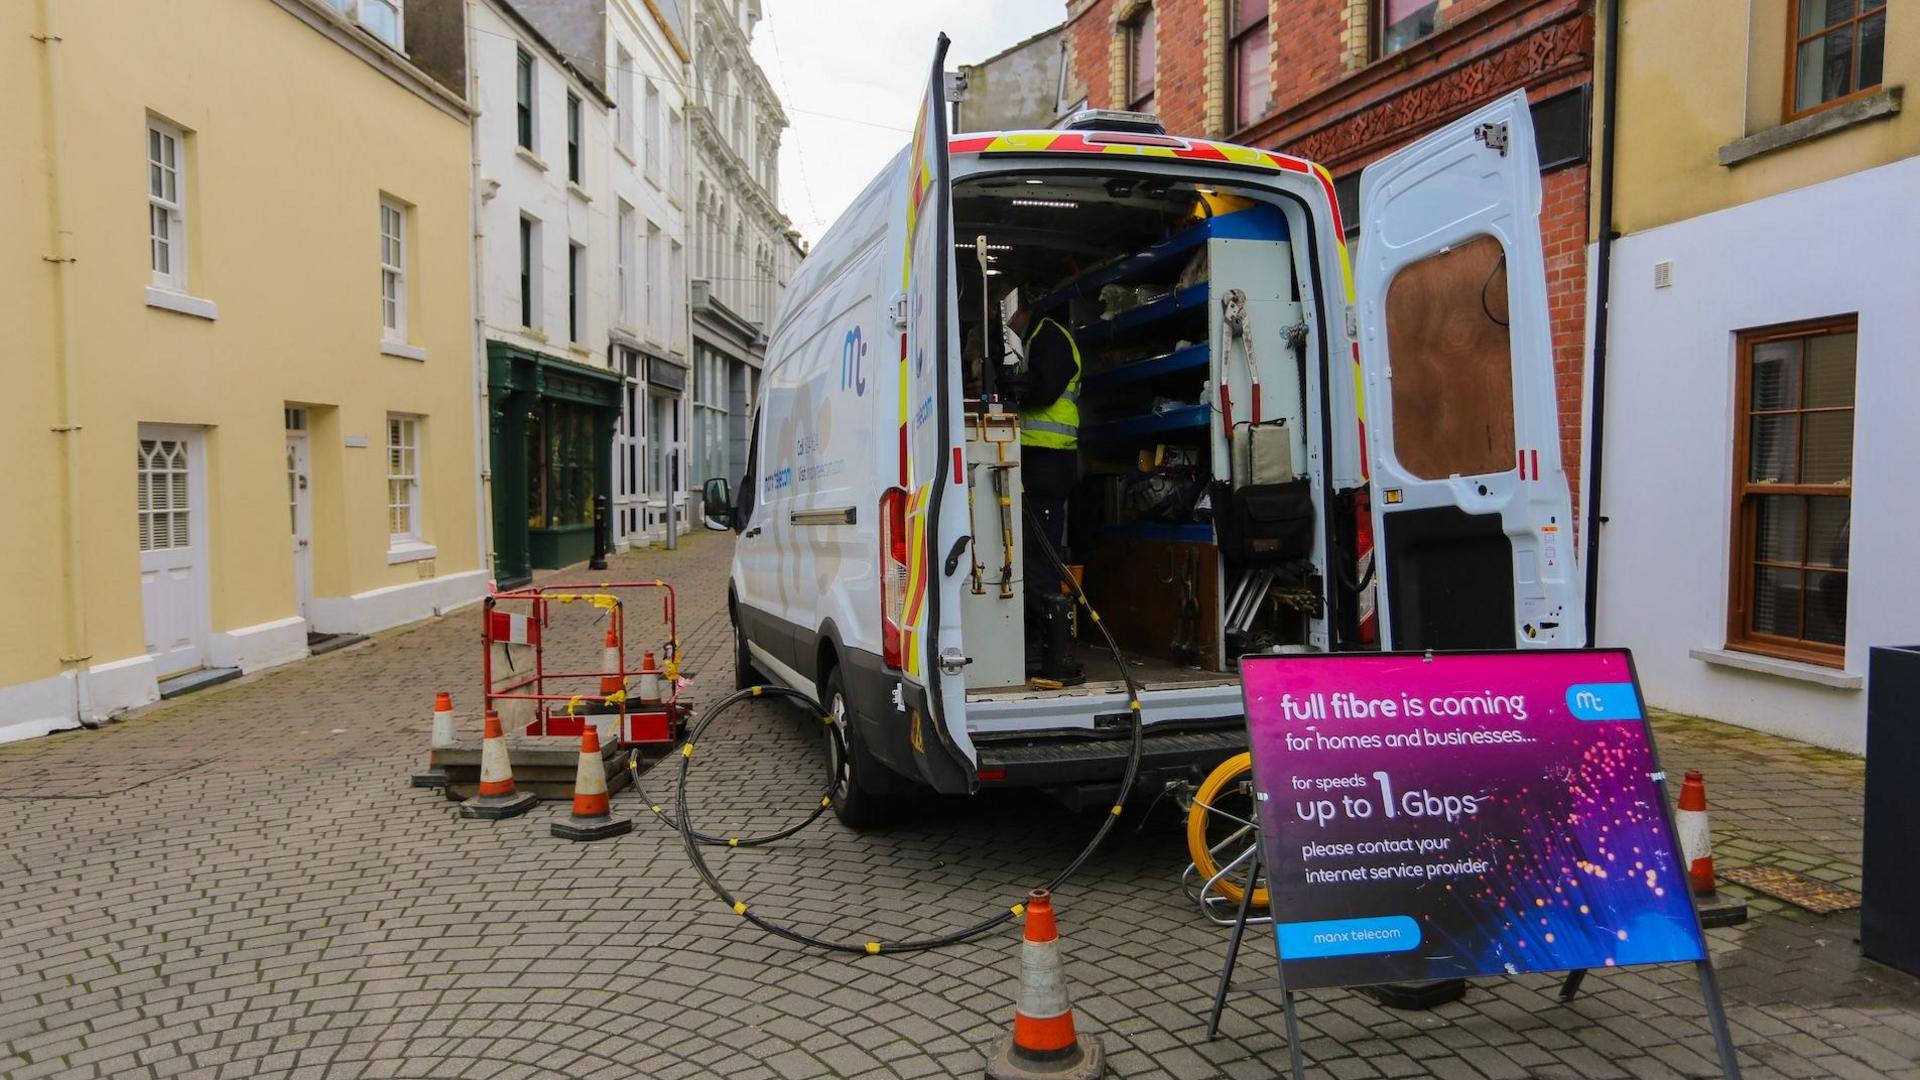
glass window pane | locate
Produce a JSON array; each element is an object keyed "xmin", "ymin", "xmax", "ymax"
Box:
[
  {"xmin": 1235, "ymin": 25, "xmax": 1271, "ymax": 129},
  {"xmin": 1801, "ymin": 411, "xmax": 1853, "ymax": 483},
  {"xmin": 1797, "ymin": 28, "xmax": 1855, "ymax": 111},
  {"xmin": 1383, "ymin": 0, "xmax": 1439, "ymax": 54},
  {"xmin": 1749, "ymin": 339, "xmax": 1801, "ymax": 410},
  {"xmin": 1749, "ymin": 415, "xmax": 1799, "ymax": 484},
  {"xmin": 1800, "ymin": 0, "xmax": 1856, "ymax": 35},
  {"xmin": 1751, "ymin": 565, "xmax": 1803, "ymax": 638},
  {"xmin": 1859, "ymin": 10, "xmax": 1886, "ymax": 89},
  {"xmin": 1807, "ymin": 496, "xmax": 1850, "ymax": 568},
  {"xmin": 1805, "ymin": 568, "xmax": 1848, "ymax": 644},
  {"xmin": 1385, "ymin": 235, "xmax": 1516, "ymax": 479},
  {"xmin": 1753, "ymin": 495, "xmax": 1805, "ymax": 564},
  {"xmin": 1803, "ymin": 331, "xmax": 1855, "ymax": 407},
  {"xmin": 1235, "ymin": 0, "xmax": 1266, "ymax": 32}
]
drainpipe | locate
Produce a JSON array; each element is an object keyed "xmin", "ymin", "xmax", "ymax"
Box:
[
  {"xmin": 467, "ymin": 0, "xmax": 493, "ymax": 587},
  {"xmin": 39, "ymin": 0, "xmax": 95, "ymax": 727},
  {"xmin": 1582, "ymin": 0, "xmax": 1622, "ymax": 646}
]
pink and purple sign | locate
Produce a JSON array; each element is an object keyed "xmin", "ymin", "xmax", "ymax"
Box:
[{"xmin": 1240, "ymin": 649, "xmax": 1707, "ymax": 990}]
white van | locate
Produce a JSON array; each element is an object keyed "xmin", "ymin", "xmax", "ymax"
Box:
[{"xmin": 702, "ymin": 38, "xmax": 1583, "ymax": 825}]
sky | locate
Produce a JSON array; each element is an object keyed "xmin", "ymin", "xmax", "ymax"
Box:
[{"xmin": 750, "ymin": 2, "xmax": 1065, "ymax": 244}]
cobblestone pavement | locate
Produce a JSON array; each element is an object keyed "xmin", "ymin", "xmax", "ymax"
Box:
[{"xmin": 3, "ymin": 532, "xmax": 1917, "ymax": 1079}]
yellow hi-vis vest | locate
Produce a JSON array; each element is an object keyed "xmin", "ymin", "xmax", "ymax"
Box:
[{"xmin": 1018, "ymin": 318, "xmax": 1082, "ymax": 450}]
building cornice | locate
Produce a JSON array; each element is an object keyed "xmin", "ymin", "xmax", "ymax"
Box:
[
  {"xmin": 635, "ymin": 0, "xmax": 691, "ymax": 63},
  {"xmin": 694, "ymin": 6, "xmax": 786, "ymax": 124},
  {"xmin": 270, "ymin": 0, "xmax": 474, "ymax": 121},
  {"xmin": 688, "ymin": 103, "xmax": 788, "ymax": 226}
]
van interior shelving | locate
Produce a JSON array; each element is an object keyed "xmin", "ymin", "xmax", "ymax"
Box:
[{"xmin": 952, "ymin": 172, "xmax": 1311, "ymax": 699}]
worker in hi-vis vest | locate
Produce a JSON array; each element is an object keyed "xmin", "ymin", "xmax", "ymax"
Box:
[{"xmin": 1008, "ymin": 294, "xmax": 1083, "ymax": 679}]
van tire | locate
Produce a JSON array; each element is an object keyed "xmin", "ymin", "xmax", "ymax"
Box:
[
  {"xmin": 732, "ymin": 607, "xmax": 758, "ymax": 691},
  {"xmin": 823, "ymin": 666, "xmax": 894, "ymax": 829}
]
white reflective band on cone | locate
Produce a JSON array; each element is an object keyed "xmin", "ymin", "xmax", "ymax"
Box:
[
  {"xmin": 431, "ymin": 708, "xmax": 456, "ymax": 749},
  {"xmin": 575, "ymin": 752, "xmax": 608, "ymax": 795},
  {"xmin": 479, "ymin": 735, "xmax": 513, "ymax": 783},
  {"xmin": 1018, "ymin": 939, "xmax": 1070, "ymax": 1019},
  {"xmin": 1677, "ymin": 809, "xmax": 1712, "ymax": 864}
]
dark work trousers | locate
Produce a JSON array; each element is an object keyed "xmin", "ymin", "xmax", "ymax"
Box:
[{"xmin": 1022, "ymin": 445, "xmax": 1078, "ymax": 605}]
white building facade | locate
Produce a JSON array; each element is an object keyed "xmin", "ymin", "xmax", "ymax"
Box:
[
  {"xmin": 1595, "ymin": 156, "xmax": 1920, "ymax": 755},
  {"xmin": 688, "ymin": 0, "xmax": 791, "ymax": 501}
]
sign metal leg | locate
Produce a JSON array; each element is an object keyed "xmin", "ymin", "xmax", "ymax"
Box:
[
  {"xmin": 1206, "ymin": 846, "xmax": 1262, "ymax": 1041},
  {"xmin": 1695, "ymin": 960, "xmax": 1743, "ymax": 1079},
  {"xmin": 1557, "ymin": 968, "xmax": 1587, "ymax": 1002}
]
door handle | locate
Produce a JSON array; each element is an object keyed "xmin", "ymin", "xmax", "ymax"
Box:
[{"xmin": 744, "ymin": 526, "xmax": 762, "ymax": 539}]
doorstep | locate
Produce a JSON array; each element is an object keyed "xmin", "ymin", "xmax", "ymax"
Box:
[{"xmin": 157, "ymin": 667, "xmax": 242, "ymax": 700}]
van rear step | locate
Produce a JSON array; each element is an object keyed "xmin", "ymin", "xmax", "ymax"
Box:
[{"xmin": 975, "ymin": 726, "xmax": 1244, "ymax": 792}]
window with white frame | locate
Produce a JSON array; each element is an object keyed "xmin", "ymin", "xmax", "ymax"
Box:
[
  {"xmin": 693, "ymin": 352, "xmax": 728, "ymax": 488},
  {"xmin": 519, "ymin": 215, "xmax": 541, "ymax": 329},
  {"xmin": 615, "ymin": 47, "xmax": 635, "ymax": 157},
  {"xmin": 617, "ymin": 204, "xmax": 634, "ymax": 326},
  {"xmin": 644, "ymin": 81, "xmax": 662, "ymax": 182},
  {"xmin": 647, "ymin": 221, "xmax": 664, "ymax": 336},
  {"xmin": 386, "ymin": 415, "xmax": 422, "ymax": 543},
  {"xmin": 379, "ymin": 198, "xmax": 407, "ymax": 340},
  {"xmin": 668, "ymin": 109, "xmax": 684, "ymax": 195},
  {"xmin": 670, "ymin": 240, "xmax": 685, "ymax": 349},
  {"xmin": 516, "ymin": 48, "xmax": 536, "ymax": 151},
  {"xmin": 328, "ymin": 0, "xmax": 402, "ymax": 49},
  {"xmin": 568, "ymin": 241, "xmax": 585, "ymax": 343},
  {"xmin": 148, "ymin": 118, "xmax": 187, "ymax": 292}
]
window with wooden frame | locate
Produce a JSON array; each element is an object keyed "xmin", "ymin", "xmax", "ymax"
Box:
[
  {"xmin": 1788, "ymin": 0, "xmax": 1887, "ymax": 119},
  {"xmin": 515, "ymin": 48, "xmax": 536, "ymax": 151},
  {"xmin": 1230, "ymin": 0, "xmax": 1270, "ymax": 131},
  {"xmin": 1126, "ymin": 6, "xmax": 1156, "ymax": 113},
  {"xmin": 147, "ymin": 117, "xmax": 187, "ymax": 292},
  {"xmin": 379, "ymin": 198, "xmax": 407, "ymax": 340},
  {"xmin": 1728, "ymin": 317, "xmax": 1855, "ymax": 665},
  {"xmin": 1378, "ymin": 0, "xmax": 1440, "ymax": 58}
]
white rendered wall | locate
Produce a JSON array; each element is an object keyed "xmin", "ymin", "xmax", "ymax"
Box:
[
  {"xmin": 608, "ymin": 0, "xmax": 690, "ymax": 359},
  {"xmin": 1594, "ymin": 155, "xmax": 1920, "ymax": 754},
  {"xmin": 474, "ymin": 0, "xmax": 612, "ymax": 360}
]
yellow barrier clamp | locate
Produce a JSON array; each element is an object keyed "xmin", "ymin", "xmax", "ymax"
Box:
[
  {"xmin": 567, "ymin": 695, "xmax": 584, "ymax": 716},
  {"xmin": 590, "ymin": 594, "xmax": 618, "ymax": 610},
  {"xmin": 604, "ymin": 690, "xmax": 627, "ymax": 707}
]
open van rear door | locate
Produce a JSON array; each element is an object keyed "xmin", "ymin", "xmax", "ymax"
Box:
[
  {"xmin": 893, "ymin": 34, "xmax": 976, "ymax": 788},
  {"xmin": 1354, "ymin": 90, "xmax": 1585, "ymax": 649}
]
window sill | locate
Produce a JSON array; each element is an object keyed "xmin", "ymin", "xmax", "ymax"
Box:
[
  {"xmin": 615, "ymin": 143, "xmax": 637, "ymax": 167},
  {"xmin": 146, "ymin": 287, "xmax": 219, "ymax": 321},
  {"xmin": 381, "ymin": 339, "xmax": 428, "ymax": 361},
  {"xmin": 1719, "ymin": 86, "xmax": 1902, "ymax": 167},
  {"xmin": 567, "ymin": 343, "xmax": 593, "ymax": 358},
  {"xmin": 644, "ymin": 170, "xmax": 663, "ymax": 190},
  {"xmin": 567, "ymin": 181, "xmax": 592, "ymax": 202},
  {"xmin": 387, "ymin": 541, "xmax": 438, "ymax": 566},
  {"xmin": 1689, "ymin": 647, "xmax": 1862, "ymax": 690},
  {"xmin": 515, "ymin": 146, "xmax": 549, "ymax": 171}
]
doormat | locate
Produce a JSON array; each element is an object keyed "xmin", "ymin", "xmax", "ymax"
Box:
[{"xmin": 1721, "ymin": 865, "xmax": 1862, "ymax": 915}]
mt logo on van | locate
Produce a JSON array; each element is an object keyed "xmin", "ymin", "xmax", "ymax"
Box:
[
  {"xmin": 841, "ymin": 327, "xmax": 868, "ymax": 396},
  {"xmin": 716, "ymin": 36, "xmax": 1580, "ymax": 831}
]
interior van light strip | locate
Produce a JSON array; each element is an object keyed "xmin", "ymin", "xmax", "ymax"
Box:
[
  {"xmin": 1010, "ymin": 198, "xmax": 1078, "ymax": 209},
  {"xmin": 791, "ymin": 507, "xmax": 858, "ymax": 526}
]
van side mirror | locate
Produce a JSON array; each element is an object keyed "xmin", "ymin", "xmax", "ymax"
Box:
[{"xmin": 702, "ymin": 477, "xmax": 736, "ymax": 531}]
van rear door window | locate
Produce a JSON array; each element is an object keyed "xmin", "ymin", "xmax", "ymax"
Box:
[{"xmin": 1383, "ymin": 234, "xmax": 1517, "ymax": 480}]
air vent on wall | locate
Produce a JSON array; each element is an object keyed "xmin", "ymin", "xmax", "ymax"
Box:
[{"xmin": 1653, "ymin": 260, "xmax": 1674, "ymax": 289}]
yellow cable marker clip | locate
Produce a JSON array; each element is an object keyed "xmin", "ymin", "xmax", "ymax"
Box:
[
  {"xmin": 1011, "ymin": 903, "xmax": 1026, "ymax": 917},
  {"xmin": 682, "ymin": 743, "xmax": 695, "ymax": 758},
  {"xmin": 650, "ymin": 804, "xmax": 662, "ymax": 814},
  {"xmin": 751, "ymin": 686, "xmax": 763, "ymax": 697},
  {"xmin": 1130, "ymin": 700, "xmax": 1142, "ymax": 711},
  {"xmin": 733, "ymin": 901, "xmax": 748, "ymax": 916},
  {"xmin": 728, "ymin": 837, "xmax": 740, "ymax": 847},
  {"xmin": 821, "ymin": 715, "xmax": 834, "ymax": 726},
  {"xmin": 822, "ymin": 796, "xmax": 832, "ymax": 808},
  {"xmin": 864, "ymin": 942, "xmax": 881, "ymax": 955},
  {"xmin": 1111, "ymin": 804, "xmax": 1124, "ymax": 817}
]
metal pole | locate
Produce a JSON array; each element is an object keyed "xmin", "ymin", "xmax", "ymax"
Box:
[
  {"xmin": 1583, "ymin": 0, "xmax": 1625, "ymax": 645},
  {"xmin": 1206, "ymin": 846, "xmax": 1262, "ymax": 1040},
  {"xmin": 664, "ymin": 439, "xmax": 679, "ymax": 550}
]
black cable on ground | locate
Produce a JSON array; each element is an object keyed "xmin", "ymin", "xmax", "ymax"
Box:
[{"xmin": 663, "ymin": 504, "xmax": 1146, "ymax": 955}]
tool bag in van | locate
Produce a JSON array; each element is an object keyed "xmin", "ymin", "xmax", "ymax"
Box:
[{"xmin": 1217, "ymin": 419, "xmax": 1313, "ymax": 565}]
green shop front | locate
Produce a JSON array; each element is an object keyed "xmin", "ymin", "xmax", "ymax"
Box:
[{"xmin": 487, "ymin": 342, "xmax": 621, "ymax": 587}]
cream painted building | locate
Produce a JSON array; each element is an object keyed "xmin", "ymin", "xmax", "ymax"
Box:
[
  {"xmin": 4, "ymin": 0, "xmax": 487, "ymax": 742},
  {"xmin": 1591, "ymin": 0, "xmax": 1915, "ymax": 752}
]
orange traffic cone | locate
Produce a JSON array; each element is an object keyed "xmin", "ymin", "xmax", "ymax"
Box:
[
  {"xmin": 459, "ymin": 711, "xmax": 538, "ymax": 819},
  {"xmin": 637, "ymin": 650, "xmax": 661, "ymax": 704},
  {"xmin": 1677, "ymin": 770, "xmax": 1716, "ymax": 895},
  {"xmin": 551, "ymin": 723, "xmax": 632, "ymax": 841},
  {"xmin": 410, "ymin": 691, "xmax": 457, "ymax": 789},
  {"xmin": 600, "ymin": 623, "xmax": 626, "ymax": 698},
  {"xmin": 986, "ymin": 889, "xmax": 1105, "ymax": 1080}
]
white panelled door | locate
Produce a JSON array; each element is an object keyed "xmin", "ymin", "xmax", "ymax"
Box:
[
  {"xmin": 138, "ymin": 424, "xmax": 210, "ymax": 676},
  {"xmin": 286, "ymin": 415, "xmax": 313, "ymax": 622}
]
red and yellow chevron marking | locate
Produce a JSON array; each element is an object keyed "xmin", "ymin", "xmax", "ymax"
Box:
[
  {"xmin": 950, "ymin": 132, "xmax": 1369, "ymax": 481},
  {"xmin": 900, "ymin": 482, "xmax": 932, "ymax": 676}
]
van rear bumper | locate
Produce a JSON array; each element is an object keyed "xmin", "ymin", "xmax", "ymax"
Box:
[{"xmin": 973, "ymin": 724, "xmax": 1245, "ymax": 807}]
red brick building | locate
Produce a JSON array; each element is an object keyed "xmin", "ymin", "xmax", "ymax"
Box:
[{"xmin": 1059, "ymin": 0, "xmax": 1595, "ymax": 503}]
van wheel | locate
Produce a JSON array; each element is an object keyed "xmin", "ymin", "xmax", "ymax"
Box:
[
  {"xmin": 732, "ymin": 609, "xmax": 758, "ymax": 691},
  {"xmin": 823, "ymin": 667, "xmax": 893, "ymax": 829}
]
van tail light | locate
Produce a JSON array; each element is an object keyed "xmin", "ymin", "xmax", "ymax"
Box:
[{"xmin": 880, "ymin": 487, "xmax": 909, "ymax": 669}]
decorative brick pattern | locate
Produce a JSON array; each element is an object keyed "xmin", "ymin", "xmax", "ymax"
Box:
[{"xmin": 2, "ymin": 536, "xmax": 1917, "ymax": 1078}]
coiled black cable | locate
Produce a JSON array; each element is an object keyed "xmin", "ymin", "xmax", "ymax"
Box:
[
  {"xmin": 625, "ymin": 689, "xmax": 837, "ymax": 848},
  {"xmin": 664, "ymin": 502, "xmax": 1147, "ymax": 954}
]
